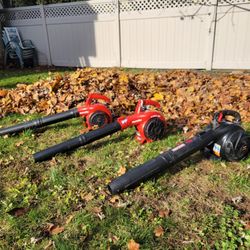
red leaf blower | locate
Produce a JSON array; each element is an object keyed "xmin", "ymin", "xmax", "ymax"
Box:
[
  {"xmin": 33, "ymin": 99, "xmax": 166, "ymax": 162},
  {"xmin": 108, "ymin": 110, "xmax": 250, "ymax": 194},
  {"xmin": 0, "ymin": 93, "xmax": 112, "ymax": 136}
]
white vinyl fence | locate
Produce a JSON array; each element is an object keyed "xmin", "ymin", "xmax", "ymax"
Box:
[{"xmin": 0, "ymin": 0, "xmax": 250, "ymax": 69}]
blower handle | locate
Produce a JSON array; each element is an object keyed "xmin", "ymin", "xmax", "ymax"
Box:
[
  {"xmin": 85, "ymin": 93, "xmax": 111, "ymax": 106},
  {"xmin": 213, "ymin": 110, "xmax": 241, "ymax": 126},
  {"xmin": 135, "ymin": 99, "xmax": 161, "ymax": 114}
]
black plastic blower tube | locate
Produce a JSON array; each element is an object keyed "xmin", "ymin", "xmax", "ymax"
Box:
[
  {"xmin": 108, "ymin": 125, "xmax": 232, "ymax": 194},
  {"xmin": 0, "ymin": 108, "xmax": 79, "ymax": 136},
  {"xmin": 34, "ymin": 121, "xmax": 122, "ymax": 162}
]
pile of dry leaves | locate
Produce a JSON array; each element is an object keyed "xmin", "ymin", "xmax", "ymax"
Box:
[{"xmin": 0, "ymin": 68, "xmax": 249, "ymax": 133}]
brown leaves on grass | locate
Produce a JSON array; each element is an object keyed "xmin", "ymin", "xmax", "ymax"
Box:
[
  {"xmin": 15, "ymin": 140, "xmax": 24, "ymax": 147},
  {"xmin": 245, "ymin": 221, "xmax": 250, "ymax": 230},
  {"xmin": 50, "ymin": 226, "xmax": 65, "ymax": 235},
  {"xmin": 117, "ymin": 166, "xmax": 127, "ymax": 176},
  {"xmin": 158, "ymin": 209, "xmax": 171, "ymax": 218},
  {"xmin": 109, "ymin": 195, "xmax": 121, "ymax": 203},
  {"xmin": 46, "ymin": 223, "xmax": 65, "ymax": 235},
  {"xmin": 154, "ymin": 226, "xmax": 164, "ymax": 237},
  {"xmin": 0, "ymin": 89, "xmax": 8, "ymax": 97},
  {"xmin": 128, "ymin": 239, "xmax": 140, "ymax": 250},
  {"xmin": 82, "ymin": 193, "xmax": 94, "ymax": 202},
  {"xmin": 0, "ymin": 68, "xmax": 249, "ymax": 133}
]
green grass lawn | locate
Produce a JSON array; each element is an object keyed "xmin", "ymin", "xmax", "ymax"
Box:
[
  {"xmin": 0, "ymin": 67, "xmax": 74, "ymax": 89},
  {"xmin": 0, "ymin": 70, "xmax": 249, "ymax": 249}
]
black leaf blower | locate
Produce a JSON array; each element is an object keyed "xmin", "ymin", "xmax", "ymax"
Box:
[
  {"xmin": 33, "ymin": 99, "xmax": 166, "ymax": 162},
  {"xmin": 0, "ymin": 93, "xmax": 112, "ymax": 136},
  {"xmin": 108, "ymin": 110, "xmax": 250, "ymax": 194}
]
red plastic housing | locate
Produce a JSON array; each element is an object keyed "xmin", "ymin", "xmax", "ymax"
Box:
[
  {"xmin": 77, "ymin": 93, "xmax": 112, "ymax": 129},
  {"xmin": 117, "ymin": 99, "xmax": 166, "ymax": 144}
]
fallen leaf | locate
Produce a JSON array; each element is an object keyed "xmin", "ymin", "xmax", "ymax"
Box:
[
  {"xmin": 183, "ymin": 126, "xmax": 189, "ymax": 133},
  {"xmin": 158, "ymin": 209, "xmax": 171, "ymax": 218},
  {"xmin": 83, "ymin": 193, "xmax": 94, "ymax": 202},
  {"xmin": 109, "ymin": 195, "xmax": 120, "ymax": 203},
  {"xmin": 44, "ymin": 240, "xmax": 53, "ymax": 250},
  {"xmin": 245, "ymin": 221, "xmax": 250, "ymax": 230},
  {"xmin": 97, "ymin": 212, "xmax": 105, "ymax": 220},
  {"xmin": 0, "ymin": 89, "xmax": 8, "ymax": 97},
  {"xmin": 92, "ymin": 206, "xmax": 102, "ymax": 214},
  {"xmin": 46, "ymin": 223, "xmax": 65, "ymax": 235},
  {"xmin": 49, "ymin": 158, "xmax": 58, "ymax": 166},
  {"xmin": 80, "ymin": 126, "xmax": 90, "ymax": 134},
  {"xmin": 50, "ymin": 226, "xmax": 65, "ymax": 235},
  {"xmin": 117, "ymin": 166, "xmax": 126, "ymax": 176},
  {"xmin": 154, "ymin": 226, "xmax": 164, "ymax": 237},
  {"xmin": 119, "ymin": 73, "xmax": 129, "ymax": 84},
  {"xmin": 152, "ymin": 93, "xmax": 164, "ymax": 101},
  {"xmin": 220, "ymin": 162, "xmax": 227, "ymax": 168},
  {"xmin": 15, "ymin": 141, "xmax": 24, "ymax": 147},
  {"xmin": 128, "ymin": 239, "xmax": 140, "ymax": 250},
  {"xmin": 108, "ymin": 233, "xmax": 119, "ymax": 243},
  {"xmin": 232, "ymin": 196, "xmax": 243, "ymax": 204},
  {"xmin": 30, "ymin": 237, "xmax": 43, "ymax": 244},
  {"xmin": 65, "ymin": 214, "xmax": 75, "ymax": 225}
]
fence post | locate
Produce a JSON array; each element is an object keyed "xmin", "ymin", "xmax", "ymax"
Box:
[
  {"xmin": 40, "ymin": 4, "xmax": 52, "ymax": 66},
  {"xmin": 0, "ymin": 21, "xmax": 4, "ymax": 68},
  {"xmin": 206, "ymin": 0, "xmax": 218, "ymax": 70},
  {"xmin": 115, "ymin": 0, "xmax": 121, "ymax": 67}
]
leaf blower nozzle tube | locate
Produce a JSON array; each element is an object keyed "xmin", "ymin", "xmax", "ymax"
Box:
[
  {"xmin": 108, "ymin": 125, "xmax": 233, "ymax": 194},
  {"xmin": 34, "ymin": 121, "xmax": 122, "ymax": 162},
  {"xmin": 0, "ymin": 108, "xmax": 79, "ymax": 136}
]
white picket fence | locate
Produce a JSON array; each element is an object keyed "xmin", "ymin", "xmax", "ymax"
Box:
[{"xmin": 0, "ymin": 0, "xmax": 250, "ymax": 69}]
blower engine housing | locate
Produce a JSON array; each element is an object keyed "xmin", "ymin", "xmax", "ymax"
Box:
[
  {"xmin": 203, "ymin": 110, "xmax": 250, "ymax": 161},
  {"xmin": 136, "ymin": 117, "xmax": 165, "ymax": 143},
  {"xmin": 77, "ymin": 93, "xmax": 112, "ymax": 130},
  {"xmin": 117, "ymin": 99, "xmax": 166, "ymax": 144},
  {"xmin": 205, "ymin": 125, "xmax": 250, "ymax": 161}
]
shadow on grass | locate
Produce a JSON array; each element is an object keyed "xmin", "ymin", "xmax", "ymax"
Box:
[
  {"xmin": 35, "ymin": 122, "xmax": 81, "ymax": 134},
  {"xmin": 56, "ymin": 132, "xmax": 130, "ymax": 158},
  {"xmin": 85, "ymin": 133, "xmax": 131, "ymax": 151},
  {"xmin": 0, "ymin": 66, "xmax": 73, "ymax": 79}
]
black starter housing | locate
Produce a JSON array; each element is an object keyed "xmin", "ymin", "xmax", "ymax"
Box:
[{"xmin": 204, "ymin": 124, "xmax": 250, "ymax": 161}]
